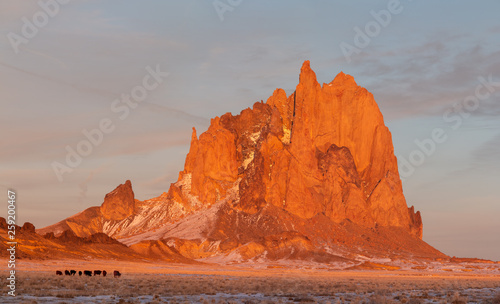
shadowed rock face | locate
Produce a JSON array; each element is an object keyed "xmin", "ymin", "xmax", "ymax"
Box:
[
  {"xmin": 38, "ymin": 61, "xmax": 434, "ymax": 263},
  {"xmin": 21, "ymin": 222, "xmax": 36, "ymax": 233}
]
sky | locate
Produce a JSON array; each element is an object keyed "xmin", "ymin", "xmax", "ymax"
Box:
[{"xmin": 1, "ymin": 0, "xmax": 499, "ymax": 260}]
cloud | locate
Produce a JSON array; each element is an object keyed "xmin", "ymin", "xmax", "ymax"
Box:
[
  {"xmin": 341, "ymin": 34, "xmax": 500, "ymax": 120},
  {"xmin": 470, "ymin": 132, "xmax": 500, "ymax": 170},
  {"xmin": 139, "ymin": 174, "xmax": 177, "ymax": 197},
  {"xmin": 0, "ymin": 2, "xmax": 40, "ymax": 27},
  {"xmin": 472, "ymin": 90, "xmax": 500, "ymax": 117},
  {"xmin": 142, "ymin": 102, "xmax": 209, "ymax": 126},
  {"xmin": 0, "ymin": 61, "xmax": 115, "ymax": 99},
  {"xmin": 78, "ymin": 164, "xmax": 111, "ymax": 204}
]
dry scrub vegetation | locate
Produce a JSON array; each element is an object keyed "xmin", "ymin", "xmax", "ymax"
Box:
[{"xmin": 1, "ymin": 270, "xmax": 499, "ymax": 303}]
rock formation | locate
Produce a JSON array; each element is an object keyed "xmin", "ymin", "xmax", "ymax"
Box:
[
  {"xmin": 174, "ymin": 60, "xmax": 421, "ymax": 238},
  {"xmin": 39, "ymin": 61, "xmax": 439, "ymax": 263},
  {"xmin": 0, "ymin": 217, "xmax": 153, "ymax": 261},
  {"xmin": 38, "ymin": 180, "xmax": 168, "ymax": 238},
  {"xmin": 101, "ymin": 180, "xmax": 135, "ymax": 221}
]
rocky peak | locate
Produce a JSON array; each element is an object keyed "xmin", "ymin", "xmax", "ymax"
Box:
[
  {"xmin": 38, "ymin": 61, "xmax": 429, "ymax": 263},
  {"xmin": 174, "ymin": 60, "xmax": 423, "ymax": 239},
  {"xmin": 299, "ymin": 60, "xmax": 319, "ymax": 87},
  {"xmin": 100, "ymin": 180, "xmax": 135, "ymax": 221},
  {"xmin": 21, "ymin": 222, "xmax": 36, "ymax": 233},
  {"xmin": 329, "ymin": 71, "xmax": 358, "ymax": 88}
]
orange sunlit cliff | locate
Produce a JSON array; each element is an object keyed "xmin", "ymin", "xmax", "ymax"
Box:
[{"xmin": 33, "ymin": 61, "xmax": 444, "ymax": 263}]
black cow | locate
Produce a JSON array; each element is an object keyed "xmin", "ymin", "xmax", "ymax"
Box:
[
  {"xmin": 78, "ymin": 271, "xmax": 82, "ymax": 276},
  {"xmin": 83, "ymin": 270, "xmax": 92, "ymax": 276},
  {"xmin": 70, "ymin": 270, "xmax": 76, "ymax": 276},
  {"xmin": 64, "ymin": 270, "xmax": 71, "ymax": 276},
  {"xmin": 102, "ymin": 270, "xmax": 107, "ymax": 277},
  {"xmin": 56, "ymin": 270, "xmax": 63, "ymax": 275},
  {"xmin": 94, "ymin": 270, "xmax": 102, "ymax": 276},
  {"xmin": 113, "ymin": 270, "xmax": 121, "ymax": 278}
]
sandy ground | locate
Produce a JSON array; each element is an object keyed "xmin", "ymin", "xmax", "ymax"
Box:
[{"xmin": 1, "ymin": 259, "xmax": 499, "ymax": 303}]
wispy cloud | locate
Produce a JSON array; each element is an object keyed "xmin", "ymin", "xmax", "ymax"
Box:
[
  {"xmin": 470, "ymin": 132, "xmax": 500, "ymax": 170},
  {"xmin": 0, "ymin": 61, "xmax": 116, "ymax": 98},
  {"xmin": 341, "ymin": 34, "xmax": 500, "ymax": 120},
  {"xmin": 78, "ymin": 164, "xmax": 110, "ymax": 205}
]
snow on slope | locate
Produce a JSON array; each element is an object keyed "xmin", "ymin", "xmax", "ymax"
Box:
[
  {"xmin": 102, "ymin": 195, "xmax": 184, "ymax": 238},
  {"xmin": 119, "ymin": 178, "xmax": 240, "ymax": 246}
]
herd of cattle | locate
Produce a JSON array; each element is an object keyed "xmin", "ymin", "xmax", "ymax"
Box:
[{"xmin": 56, "ymin": 270, "xmax": 121, "ymax": 278}]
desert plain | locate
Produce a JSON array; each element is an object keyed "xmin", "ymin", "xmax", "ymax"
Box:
[{"xmin": 1, "ymin": 259, "xmax": 499, "ymax": 304}]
